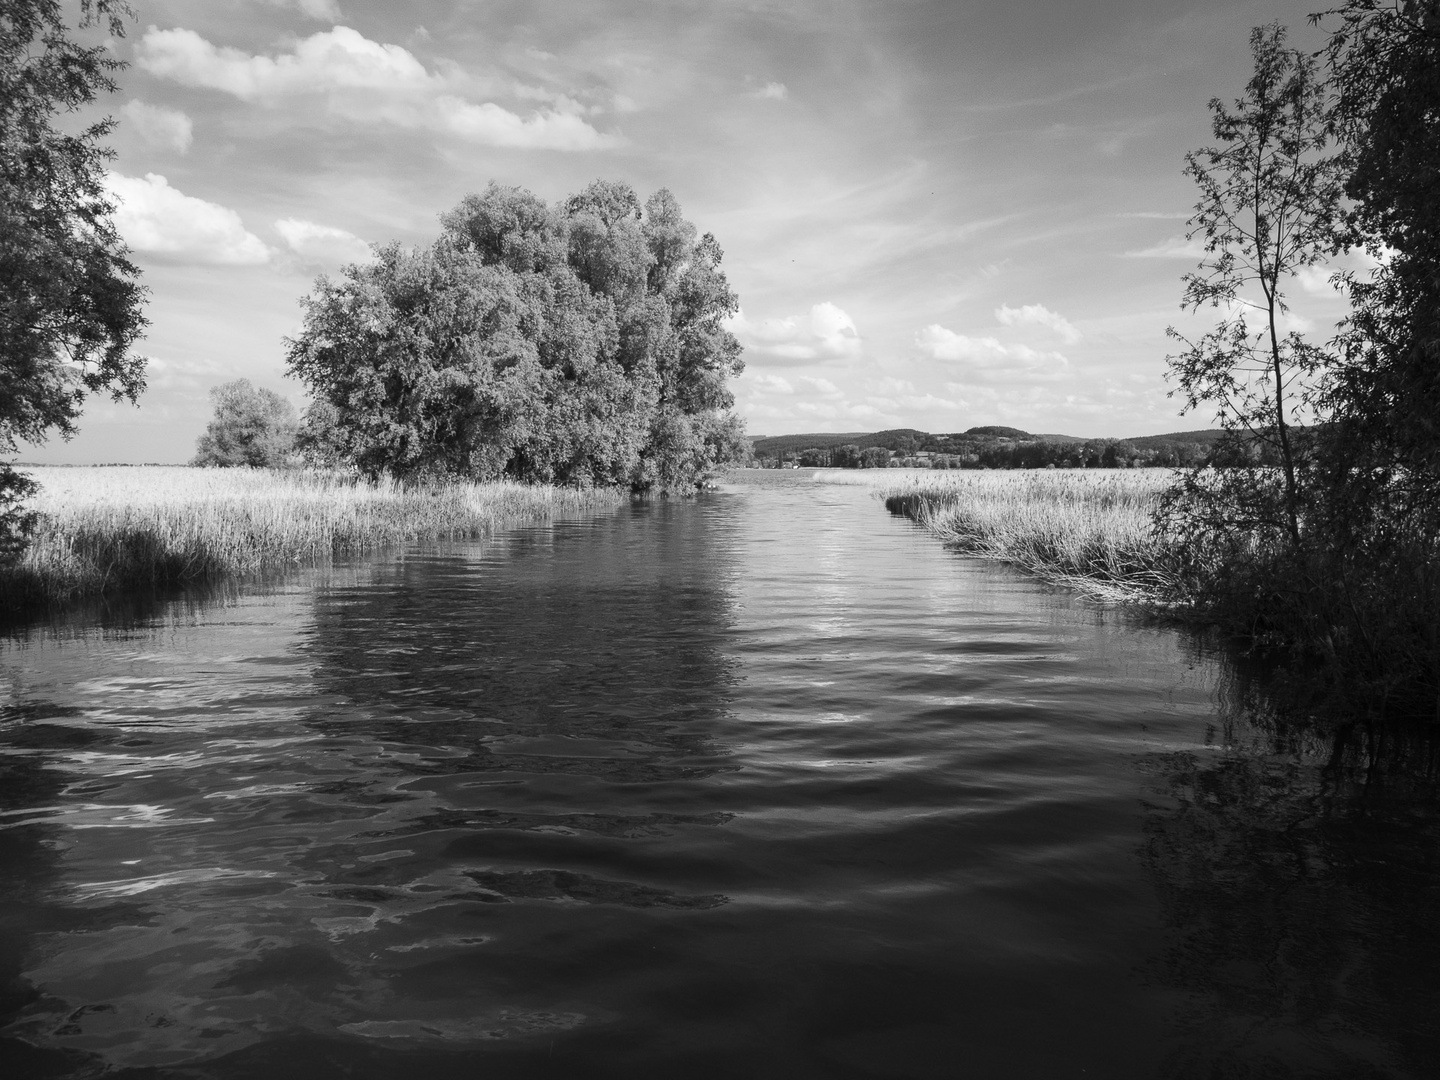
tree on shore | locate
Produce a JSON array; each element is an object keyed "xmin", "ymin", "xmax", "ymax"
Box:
[
  {"xmin": 1308, "ymin": 0, "xmax": 1440, "ymax": 713},
  {"xmin": 287, "ymin": 182, "xmax": 747, "ymax": 491},
  {"xmin": 1162, "ymin": 6, "xmax": 1440, "ymax": 718},
  {"xmin": 192, "ymin": 380, "xmax": 299, "ymax": 467},
  {"xmin": 0, "ymin": 0, "xmax": 147, "ymax": 561},
  {"xmin": 1162, "ymin": 22, "xmax": 1344, "ymax": 557}
]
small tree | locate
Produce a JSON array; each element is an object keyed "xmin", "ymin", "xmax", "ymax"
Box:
[
  {"xmin": 1, "ymin": 0, "xmax": 148, "ymax": 562},
  {"xmin": 192, "ymin": 380, "xmax": 299, "ymax": 468},
  {"xmin": 1163, "ymin": 23, "xmax": 1345, "ymax": 551}
]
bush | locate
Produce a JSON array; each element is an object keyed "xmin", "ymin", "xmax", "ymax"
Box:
[{"xmin": 0, "ymin": 464, "xmax": 38, "ymax": 567}]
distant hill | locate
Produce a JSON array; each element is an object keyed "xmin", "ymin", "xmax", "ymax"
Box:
[
  {"xmin": 1122, "ymin": 429, "xmax": 1226, "ymax": 450},
  {"xmin": 750, "ymin": 427, "xmax": 1224, "ymax": 456},
  {"xmin": 750, "ymin": 429, "xmax": 927, "ymax": 455}
]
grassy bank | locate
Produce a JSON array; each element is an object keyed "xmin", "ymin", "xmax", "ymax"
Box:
[
  {"xmin": 2, "ymin": 466, "xmax": 623, "ymax": 608},
  {"xmin": 846, "ymin": 469, "xmax": 1176, "ymax": 602}
]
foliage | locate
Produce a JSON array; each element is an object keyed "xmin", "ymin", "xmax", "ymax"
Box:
[
  {"xmin": 0, "ymin": 0, "xmax": 148, "ymax": 449},
  {"xmin": 1304, "ymin": 0, "xmax": 1440, "ymax": 716},
  {"xmin": 1314, "ymin": 1, "xmax": 1440, "ymax": 556},
  {"xmin": 286, "ymin": 181, "xmax": 746, "ymax": 491},
  {"xmin": 192, "ymin": 379, "xmax": 299, "ymax": 467},
  {"xmin": 0, "ymin": 465, "xmax": 623, "ymax": 609},
  {"xmin": 0, "ymin": 0, "xmax": 147, "ymax": 558},
  {"xmin": 1153, "ymin": 7, "xmax": 1440, "ymax": 721},
  {"xmin": 1163, "ymin": 23, "xmax": 1344, "ymax": 551},
  {"xmin": 0, "ymin": 463, "xmax": 39, "ymax": 566},
  {"xmin": 750, "ymin": 428, "xmax": 1220, "ymax": 470}
]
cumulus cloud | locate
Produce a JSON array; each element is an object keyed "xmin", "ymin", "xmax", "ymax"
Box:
[
  {"xmin": 728, "ymin": 302, "xmax": 861, "ymax": 366},
  {"xmin": 275, "ymin": 217, "xmax": 372, "ymax": 266},
  {"xmin": 1295, "ymin": 264, "xmax": 1341, "ymax": 296},
  {"xmin": 916, "ymin": 324, "xmax": 1067, "ymax": 381},
  {"xmin": 994, "ymin": 302, "xmax": 1081, "ymax": 344},
  {"xmin": 757, "ymin": 81, "xmax": 787, "ymax": 100},
  {"xmin": 135, "ymin": 26, "xmax": 617, "ymax": 151},
  {"xmin": 121, "ymin": 100, "xmax": 193, "ymax": 153},
  {"xmin": 106, "ymin": 172, "xmax": 270, "ymax": 265}
]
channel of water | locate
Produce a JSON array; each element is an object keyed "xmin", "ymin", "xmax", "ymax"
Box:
[{"xmin": 1, "ymin": 471, "xmax": 1436, "ymax": 1078}]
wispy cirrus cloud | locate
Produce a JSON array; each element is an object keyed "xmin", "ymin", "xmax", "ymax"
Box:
[
  {"xmin": 121, "ymin": 100, "xmax": 193, "ymax": 153},
  {"xmin": 135, "ymin": 26, "xmax": 618, "ymax": 151},
  {"xmin": 1123, "ymin": 234, "xmax": 1205, "ymax": 259},
  {"xmin": 257, "ymin": 0, "xmax": 342, "ymax": 20}
]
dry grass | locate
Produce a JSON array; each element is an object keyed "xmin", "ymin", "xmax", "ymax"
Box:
[
  {"xmin": 3, "ymin": 466, "xmax": 623, "ymax": 607},
  {"xmin": 856, "ymin": 469, "xmax": 1178, "ymax": 602}
]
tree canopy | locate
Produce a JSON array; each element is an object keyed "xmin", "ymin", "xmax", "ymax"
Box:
[
  {"xmin": 1313, "ymin": 1, "xmax": 1440, "ymax": 536},
  {"xmin": 0, "ymin": 0, "xmax": 147, "ymax": 454},
  {"xmin": 286, "ymin": 181, "xmax": 746, "ymax": 491},
  {"xmin": 1164, "ymin": 23, "xmax": 1343, "ymax": 551},
  {"xmin": 1159, "ymin": 4, "xmax": 1440, "ymax": 718},
  {"xmin": 192, "ymin": 380, "xmax": 299, "ymax": 468},
  {"xmin": 0, "ymin": 0, "xmax": 146, "ymax": 565}
]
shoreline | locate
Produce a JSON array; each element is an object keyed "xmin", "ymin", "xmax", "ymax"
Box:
[
  {"xmin": 1, "ymin": 466, "xmax": 625, "ymax": 616},
  {"xmin": 853, "ymin": 469, "xmax": 1180, "ymax": 605}
]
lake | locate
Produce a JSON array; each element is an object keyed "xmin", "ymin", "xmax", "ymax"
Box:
[{"xmin": 2, "ymin": 470, "xmax": 1436, "ymax": 1078}]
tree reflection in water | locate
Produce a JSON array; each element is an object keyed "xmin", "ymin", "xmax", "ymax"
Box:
[{"xmin": 1140, "ymin": 652, "xmax": 1440, "ymax": 1078}]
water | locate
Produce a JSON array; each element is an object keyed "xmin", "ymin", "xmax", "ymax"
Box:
[{"xmin": 2, "ymin": 472, "xmax": 1437, "ymax": 1078}]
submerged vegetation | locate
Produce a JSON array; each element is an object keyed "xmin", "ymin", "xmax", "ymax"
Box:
[{"xmin": 0, "ymin": 466, "xmax": 622, "ymax": 611}]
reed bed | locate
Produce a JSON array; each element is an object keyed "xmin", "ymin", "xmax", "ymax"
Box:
[
  {"xmin": 855, "ymin": 469, "xmax": 1178, "ymax": 602},
  {"xmin": 2, "ymin": 466, "xmax": 623, "ymax": 607}
]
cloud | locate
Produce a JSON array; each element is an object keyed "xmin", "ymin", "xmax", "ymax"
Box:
[
  {"xmin": 137, "ymin": 26, "xmax": 427, "ymax": 97},
  {"xmin": 1123, "ymin": 235, "xmax": 1206, "ymax": 259},
  {"xmin": 757, "ymin": 81, "xmax": 787, "ymax": 100},
  {"xmin": 994, "ymin": 302, "xmax": 1081, "ymax": 344},
  {"xmin": 916, "ymin": 324, "xmax": 1067, "ymax": 381},
  {"xmin": 106, "ymin": 172, "xmax": 270, "ymax": 265},
  {"xmin": 728, "ymin": 302, "xmax": 861, "ymax": 366},
  {"xmin": 135, "ymin": 26, "xmax": 617, "ymax": 151},
  {"xmin": 1295, "ymin": 264, "xmax": 1340, "ymax": 296},
  {"xmin": 121, "ymin": 100, "xmax": 193, "ymax": 153},
  {"xmin": 274, "ymin": 217, "xmax": 372, "ymax": 266},
  {"xmin": 258, "ymin": 0, "xmax": 341, "ymax": 19}
]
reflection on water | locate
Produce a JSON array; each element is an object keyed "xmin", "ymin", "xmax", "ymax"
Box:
[
  {"xmin": 0, "ymin": 472, "xmax": 1436, "ymax": 1078},
  {"xmin": 1139, "ymin": 662, "xmax": 1440, "ymax": 1078}
]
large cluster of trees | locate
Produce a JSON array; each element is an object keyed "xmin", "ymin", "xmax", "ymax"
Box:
[
  {"xmin": 1162, "ymin": 3, "xmax": 1440, "ymax": 719},
  {"xmin": 286, "ymin": 181, "xmax": 747, "ymax": 491},
  {"xmin": 754, "ymin": 427, "xmax": 1223, "ymax": 470}
]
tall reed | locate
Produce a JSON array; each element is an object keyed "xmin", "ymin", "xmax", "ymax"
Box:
[
  {"xmin": 2, "ymin": 467, "xmax": 623, "ymax": 608},
  {"xmin": 861, "ymin": 469, "xmax": 1177, "ymax": 601}
]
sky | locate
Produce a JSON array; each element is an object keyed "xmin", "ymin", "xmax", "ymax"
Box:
[{"xmin": 24, "ymin": 0, "xmax": 1352, "ymax": 463}]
